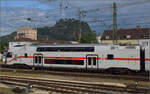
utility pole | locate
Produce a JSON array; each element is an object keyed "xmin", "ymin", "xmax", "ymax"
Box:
[
  {"xmin": 78, "ymin": 8, "xmax": 82, "ymax": 43},
  {"xmin": 0, "ymin": 28, "xmax": 1, "ymax": 53},
  {"xmin": 0, "ymin": 26, "xmax": 3, "ymax": 53},
  {"xmin": 60, "ymin": 0, "xmax": 63, "ymax": 16},
  {"xmin": 113, "ymin": 2, "xmax": 118, "ymax": 44}
]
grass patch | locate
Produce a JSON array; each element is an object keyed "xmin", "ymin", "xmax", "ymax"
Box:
[
  {"xmin": 0, "ymin": 87, "xmax": 15, "ymax": 94},
  {"xmin": 0, "ymin": 61, "xmax": 4, "ymax": 64}
]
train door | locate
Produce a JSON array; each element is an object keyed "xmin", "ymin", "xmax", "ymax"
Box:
[
  {"xmin": 33, "ymin": 54, "xmax": 43, "ymax": 67},
  {"xmin": 140, "ymin": 47, "xmax": 145, "ymax": 72},
  {"xmin": 86, "ymin": 55, "xmax": 98, "ymax": 70}
]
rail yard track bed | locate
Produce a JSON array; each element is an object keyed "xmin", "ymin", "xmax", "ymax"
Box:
[
  {"xmin": 0, "ymin": 68, "xmax": 149, "ymax": 85},
  {"xmin": 0, "ymin": 82, "xmax": 54, "ymax": 94},
  {"xmin": 0, "ymin": 71, "xmax": 149, "ymax": 87},
  {"xmin": 0, "ymin": 68, "xmax": 149, "ymax": 94},
  {"xmin": 0, "ymin": 83, "xmax": 15, "ymax": 94},
  {"xmin": 0, "ymin": 67, "xmax": 149, "ymax": 79},
  {"xmin": 0, "ymin": 75, "xmax": 149, "ymax": 94},
  {"xmin": 0, "ymin": 68, "xmax": 149, "ymax": 81}
]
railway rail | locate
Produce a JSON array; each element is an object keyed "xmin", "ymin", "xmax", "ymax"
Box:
[
  {"xmin": 0, "ymin": 75, "xmax": 149, "ymax": 94},
  {"xmin": 0, "ymin": 67, "xmax": 149, "ymax": 81}
]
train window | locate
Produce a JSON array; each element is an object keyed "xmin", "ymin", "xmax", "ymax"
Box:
[
  {"xmin": 24, "ymin": 53, "xmax": 28, "ymax": 58},
  {"xmin": 93, "ymin": 57, "xmax": 96, "ymax": 65},
  {"xmin": 35, "ymin": 57, "xmax": 38, "ymax": 63},
  {"xmin": 38, "ymin": 56, "xmax": 42, "ymax": 64},
  {"xmin": 14, "ymin": 45, "xmax": 24, "ymax": 47},
  {"xmin": 37, "ymin": 47, "xmax": 94, "ymax": 52},
  {"xmin": 88, "ymin": 57, "xmax": 91, "ymax": 65},
  {"xmin": 44, "ymin": 59, "xmax": 84, "ymax": 65},
  {"xmin": 107, "ymin": 54, "xmax": 114, "ymax": 60},
  {"xmin": 6, "ymin": 52, "xmax": 12, "ymax": 58},
  {"xmin": 34, "ymin": 56, "xmax": 42, "ymax": 64}
]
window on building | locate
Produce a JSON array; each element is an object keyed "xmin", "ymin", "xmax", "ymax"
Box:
[
  {"xmin": 126, "ymin": 35, "xmax": 131, "ymax": 39},
  {"xmin": 106, "ymin": 36, "xmax": 109, "ymax": 39}
]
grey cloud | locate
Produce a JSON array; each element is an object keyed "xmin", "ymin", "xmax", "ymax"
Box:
[
  {"xmin": 0, "ymin": 6, "xmax": 58, "ymax": 35},
  {"xmin": 0, "ymin": 0, "xmax": 150, "ymax": 36}
]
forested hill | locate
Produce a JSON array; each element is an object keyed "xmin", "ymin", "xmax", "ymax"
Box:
[
  {"xmin": 0, "ymin": 32, "xmax": 16, "ymax": 43},
  {"xmin": 0, "ymin": 18, "xmax": 98, "ymax": 43},
  {"xmin": 37, "ymin": 18, "xmax": 97, "ymax": 43}
]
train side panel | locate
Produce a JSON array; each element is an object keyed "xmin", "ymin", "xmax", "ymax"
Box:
[
  {"xmin": 96, "ymin": 46, "xmax": 141, "ymax": 71},
  {"xmin": 6, "ymin": 46, "xmax": 35, "ymax": 66},
  {"xmin": 5, "ymin": 44, "xmax": 149, "ymax": 72},
  {"xmin": 145, "ymin": 46, "xmax": 150, "ymax": 71}
]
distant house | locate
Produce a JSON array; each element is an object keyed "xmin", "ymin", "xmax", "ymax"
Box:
[
  {"xmin": 16, "ymin": 26, "xmax": 37, "ymax": 40},
  {"xmin": 101, "ymin": 26, "xmax": 150, "ymax": 45}
]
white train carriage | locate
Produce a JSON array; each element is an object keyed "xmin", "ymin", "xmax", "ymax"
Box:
[
  {"xmin": 5, "ymin": 44, "xmax": 150, "ymax": 71},
  {"xmin": 144, "ymin": 46, "xmax": 150, "ymax": 71}
]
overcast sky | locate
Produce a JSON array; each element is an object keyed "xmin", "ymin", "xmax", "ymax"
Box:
[{"xmin": 0, "ymin": 0, "xmax": 150, "ymax": 36}]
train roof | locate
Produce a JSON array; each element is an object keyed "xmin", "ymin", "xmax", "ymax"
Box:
[
  {"xmin": 30, "ymin": 44, "xmax": 140, "ymax": 48},
  {"xmin": 31, "ymin": 43, "xmax": 116, "ymax": 47},
  {"xmin": 8, "ymin": 43, "xmax": 141, "ymax": 52}
]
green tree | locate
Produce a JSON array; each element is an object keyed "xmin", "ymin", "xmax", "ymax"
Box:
[
  {"xmin": 0, "ymin": 42, "xmax": 8, "ymax": 53},
  {"xmin": 81, "ymin": 31, "xmax": 98, "ymax": 43}
]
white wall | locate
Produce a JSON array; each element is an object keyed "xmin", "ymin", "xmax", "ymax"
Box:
[{"xmin": 138, "ymin": 39, "xmax": 150, "ymax": 47}]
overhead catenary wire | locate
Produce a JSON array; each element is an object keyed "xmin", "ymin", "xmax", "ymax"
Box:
[{"xmin": 1, "ymin": 0, "xmax": 150, "ymax": 37}]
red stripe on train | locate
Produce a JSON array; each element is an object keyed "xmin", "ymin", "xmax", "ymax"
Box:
[{"xmin": 7, "ymin": 56, "xmax": 150, "ymax": 63}]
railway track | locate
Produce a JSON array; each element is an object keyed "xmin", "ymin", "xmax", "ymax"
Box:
[
  {"xmin": 0, "ymin": 75, "xmax": 149, "ymax": 94},
  {"xmin": 0, "ymin": 67, "xmax": 149, "ymax": 81}
]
